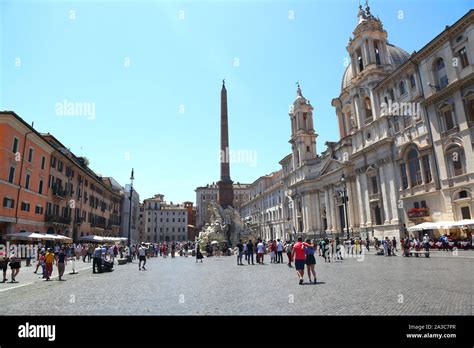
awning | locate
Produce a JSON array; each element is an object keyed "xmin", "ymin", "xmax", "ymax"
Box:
[
  {"xmin": 5, "ymin": 232, "xmax": 71, "ymax": 241},
  {"xmin": 78, "ymin": 235, "xmax": 127, "ymax": 243},
  {"xmin": 407, "ymin": 220, "xmax": 474, "ymax": 232},
  {"xmin": 450, "ymin": 219, "xmax": 474, "ymax": 227}
]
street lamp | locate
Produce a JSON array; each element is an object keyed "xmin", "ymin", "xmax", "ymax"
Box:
[
  {"xmin": 127, "ymin": 168, "xmax": 134, "ymax": 263},
  {"xmin": 341, "ymin": 174, "xmax": 350, "ymax": 240}
]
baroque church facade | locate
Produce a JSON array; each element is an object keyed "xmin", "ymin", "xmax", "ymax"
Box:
[{"xmin": 241, "ymin": 5, "xmax": 473, "ymax": 241}]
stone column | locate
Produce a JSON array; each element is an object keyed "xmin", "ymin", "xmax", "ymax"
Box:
[
  {"xmin": 314, "ymin": 191, "xmax": 322, "ymax": 233},
  {"xmin": 369, "ymin": 88, "xmax": 378, "ymax": 120},
  {"xmin": 368, "ymin": 39, "xmax": 375, "ymax": 64},
  {"xmin": 329, "ymin": 186, "xmax": 337, "ymax": 233},
  {"xmin": 419, "ymin": 155, "xmax": 426, "ymax": 185},
  {"xmin": 353, "ymin": 97, "xmax": 363, "ymax": 130},
  {"xmin": 387, "ymin": 163, "xmax": 400, "ymax": 225},
  {"xmin": 361, "ymin": 172, "xmax": 372, "ymax": 226},
  {"xmin": 324, "ymin": 188, "xmax": 332, "ymax": 231},
  {"xmin": 356, "ymin": 173, "xmax": 366, "ymax": 228},
  {"xmin": 379, "ymin": 164, "xmax": 391, "ymax": 224},
  {"xmin": 362, "ymin": 41, "xmax": 370, "ymax": 67},
  {"xmin": 347, "ymin": 178, "xmax": 354, "ymax": 229}
]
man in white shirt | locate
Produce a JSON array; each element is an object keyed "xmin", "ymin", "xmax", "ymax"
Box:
[
  {"xmin": 108, "ymin": 245, "xmax": 115, "ymax": 264},
  {"xmin": 138, "ymin": 243, "xmax": 147, "ymax": 270},
  {"xmin": 276, "ymin": 239, "xmax": 283, "ymax": 264},
  {"xmin": 257, "ymin": 239, "xmax": 265, "ymax": 264},
  {"xmin": 422, "ymin": 234, "xmax": 430, "ymax": 258}
]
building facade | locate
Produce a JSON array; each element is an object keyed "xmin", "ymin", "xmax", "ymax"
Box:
[
  {"xmin": 239, "ymin": 170, "xmax": 285, "ymax": 241},
  {"xmin": 0, "ymin": 113, "xmax": 52, "ymax": 237},
  {"xmin": 0, "ymin": 111, "xmax": 124, "ymax": 241},
  {"xmin": 242, "ymin": 7, "xmax": 473, "ymax": 242},
  {"xmin": 195, "ymin": 182, "xmax": 250, "ymax": 229},
  {"xmin": 142, "ymin": 194, "xmax": 188, "ymax": 242}
]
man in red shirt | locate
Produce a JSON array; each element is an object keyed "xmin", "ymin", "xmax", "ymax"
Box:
[{"xmin": 291, "ymin": 237, "xmax": 306, "ymax": 285}]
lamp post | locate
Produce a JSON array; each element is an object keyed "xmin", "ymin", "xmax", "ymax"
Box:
[
  {"xmin": 127, "ymin": 168, "xmax": 134, "ymax": 262},
  {"xmin": 341, "ymin": 174, "xmax": 350, "ymax": 240}
]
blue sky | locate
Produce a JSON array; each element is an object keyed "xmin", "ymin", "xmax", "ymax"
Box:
[{"xmin": 1, "ymin": 0, "xmax": 471, "ymax": 203}]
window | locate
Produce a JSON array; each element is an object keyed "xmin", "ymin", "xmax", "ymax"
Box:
[
  {"xmin": 461, "ymin": 206, "xmax": 471, "ymax": 219},
  {"xmin": 50, "ymin": 156, "xmax": 56, "ymax": 168},
  {"xmin": 434, "ymin": 58, "xmax": 448, "ymax": 89},
  {"xmin": 420, "ymin": 200, "xmax": 427, "ymax": 209},
  {"xmin": 306, "ymin": 145, "xmax": 310, "ymax": 152},
  {"xmin": 356, "ymin": 48, "xmax": 364, "ymax": 72},
  {"xmin": 41, "ymin": 156, "xmax": 46, "ymax": 170},
  {"xmin": 422, "ymin": 155, "xmax": 432, "ymax": 183},
  {"xmin": 407, "ymin": 149, "xmax": 422, "ymax": 187},
  {"xmin": 458, "ymin": 47, "xmax": 469, "ymax": 69},
  {"xmin": 409, "ymin": 74, "xmax": 416, "ymax": 89},
  {"xmin": 35, "ymin": 205, "xmax": 43, "ymax": 214},
  {"xmin": 28, "ymin": 148, "xmax": 34, "ymax": 163},
  {"xmin": 8, "ymin": 167, "xmax": 15, "ymax": 183},
  {"xmin": 374, "ymin": 41, "xmax": 381, "ymax": 65},
  {"xmin": 389, "ymin": 89, "xmax": 395, "ymax": 102},
  {"xmin": 446, "ymin": 145, "xmax": 466, "ymax": 177},
  {"xmin": 403, "ymin": 114, "xmax": 412, "ymax": 129},
  {"xmin": 364, "ymin": 97, "xmax": 373, "ymax": 122},
  {"xmin": 371, "ymin": 176, "xmax": 378, "ymax": 194},
  {"xmin": 399, "ymin": 81, "xmax": 406, "ymax": 96},
  {"xmin": 57, "ymin": 160, "xmax": 63, "ymax": 172},
  {"xmin": 374, "ymin": 206, "xmax": 383, "ymax": 225},
  {"xmin": 3, "ymin": 197, "xmax": 14, "ymax": 208},
  {"xmin": 38, "ymin": 180, "xmax": 44, "ymax": 195},
  {"xmin": 413, "ymin": 202, "xmax": 420, "ymax": 209},
  {"xmin": 25, "ymin": 174, "xmax": 31, "ymax": 190},
  {"xmin": 459, "ymin": 190, "xmax": 468, "ymax": 199},
  {"xmin": 442, "ymin": 109, "xmax": 456, "ymax": 131},
  {"xmin": 21, "ymin": 202, "xmax": 30, "ymax": 212},
  {"xmin": 12, "ymin": 137, "xmax": 19, "ymax": 154},
  {"xmin": 465, "ymin": 97, "xmax": 474, "ymax": 123},
  {"xmin": 394, "ymin": 118, "xmax": 400, "ymax": 133}
]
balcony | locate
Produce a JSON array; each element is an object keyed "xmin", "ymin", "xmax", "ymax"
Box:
[
  {"xmin": 45, "ymin": 214, "xmax": 71, "ymax": 225},
  {"xmin": 407, "ymin": 208, "xmax": 430, "ymax": 221},
  {"xmin": 52, "ymin": 184, "xmax": 67, "ymax": 199},
  {"xmin": 91, "ymin": 221, "xmax": 106, "ymax": 229}
]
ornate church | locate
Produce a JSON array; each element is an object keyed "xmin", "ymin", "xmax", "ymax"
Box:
[{"xmin": 243, "ymin": 4, "xmax": 474, "ymax": 241}]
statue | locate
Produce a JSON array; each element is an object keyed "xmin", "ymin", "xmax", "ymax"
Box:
[{"xmin": 197, "ymin": 201, "xmax": 258, "ymax": 252}]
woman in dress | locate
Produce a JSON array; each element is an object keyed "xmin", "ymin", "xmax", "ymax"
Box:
[{"xmin": 303, "ymin": 239, "xmax": 317, "ymax": 284}]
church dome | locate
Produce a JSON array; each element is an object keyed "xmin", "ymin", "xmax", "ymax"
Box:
[{"xmin": 341, "ymin": 43, "xmax": 410, "ymax": 91}]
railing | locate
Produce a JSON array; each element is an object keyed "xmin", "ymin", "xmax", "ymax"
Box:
[
  {"xmin": 45, "ymin": 214, "xmax": 71, "ymax": 224},
  {"xmin": 91, "ymin": 222, "xmax": 106, "ymax": 229},
  {"xmin": 407, "ymin": 208, "xmax": 429, "ymax": 219},
  {"xmin": 52, "ymin": 184, "xmax": 67, "ymax": 198}
]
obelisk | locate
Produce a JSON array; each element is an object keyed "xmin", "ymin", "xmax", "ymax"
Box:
[{"xmin": 217, "ymin": 79, "xmax": 234, "ymax": 208}]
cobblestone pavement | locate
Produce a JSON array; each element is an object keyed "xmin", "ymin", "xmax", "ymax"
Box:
[{"xmin": 0, "ymin": 250, "xmax": 472, "ymax": 315}]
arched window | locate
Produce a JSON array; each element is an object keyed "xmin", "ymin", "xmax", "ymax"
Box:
[
  {"xmin": 356, "ymin": 48, "xmax": 364, "ymax": 72},
  {"xmin": 364, "ymin": 97, "xmax": 373, "ymax": 123},
  {"xmin": 399, "ymin": 81, "xmax": 406, "ymax": 96},
  {"xmin": 407, "ymin": 148, "xmax": 422, "ymax": 187},
  {"xmin": 446, "ymin": 145, "xmax": 466, "ymax": 177},
  {"xmin": 374, "ymin": 41, "xmax": 381, "ymax": 65},
  {"xmin": 434, "ymin": 58, "xmax": 448, "ymax": 89}
]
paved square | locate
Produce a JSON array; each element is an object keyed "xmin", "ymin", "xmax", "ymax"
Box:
[{"xmin": 0, "ymin": 250, "xmax": 472, "ymax": 315}]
